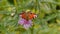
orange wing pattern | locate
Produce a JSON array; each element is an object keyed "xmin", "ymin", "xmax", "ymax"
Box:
[
  {"xmin": 29, "ymin": 13, "xmax": 36, "ymax": 19},
  {"xmin": 19, "ymin": 12, "xmax": 37, "ymax": 20}
]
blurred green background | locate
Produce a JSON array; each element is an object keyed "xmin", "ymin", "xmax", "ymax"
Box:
[{"xmin": 0, "ymin": 0, "xmax": 60, "ymax": 34}]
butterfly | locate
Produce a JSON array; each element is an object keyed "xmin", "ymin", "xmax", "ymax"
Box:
[
  {"xmin": 18, "ymin": 11, "xmax": 37, "ymax": 29},
  {"xmin": 19, "ymin": 11, "xmax": 37, "ymax": 20}
]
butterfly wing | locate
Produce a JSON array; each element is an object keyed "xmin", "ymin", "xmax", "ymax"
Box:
[
  {"xmin": 19, "ymin": 12, "xmax": 26, "ymax": 19},
  {"xmin": 29, "ymin": 13, "xmax": 37, "ymax": 19},
  {"xmin": 19, "ymin": 12, "xmax": 37, "ymax": 20}
]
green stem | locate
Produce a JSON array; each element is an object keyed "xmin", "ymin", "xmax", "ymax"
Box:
[
  {"xmin": 13, "ymin": 0, "xmax": 18, "ymax": 13},
  {"xmin": 31, "ymin": 24, "xmax": 34, "ymax": 34}
]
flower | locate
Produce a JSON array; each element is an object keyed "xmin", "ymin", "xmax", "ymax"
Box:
[{"xmin": 18, "ymin": 18, "xmax": 32, "ymax": 29}]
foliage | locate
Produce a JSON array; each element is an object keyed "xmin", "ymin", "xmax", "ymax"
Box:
[{"xmin": 0, "ymin": 0, "xmax": 60, "ymax": 34}]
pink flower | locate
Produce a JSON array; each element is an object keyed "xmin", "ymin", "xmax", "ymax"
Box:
[{"xmin": 18, "ymin": 18, "xmax": 32, "ymax": 29}]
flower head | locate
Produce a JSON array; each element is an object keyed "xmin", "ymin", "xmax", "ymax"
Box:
[{"xmin": 18, "ymin": 18, "xmax": 32, "ymax": 29}]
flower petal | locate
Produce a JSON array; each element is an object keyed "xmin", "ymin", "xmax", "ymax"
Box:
[
  {"xmin": 23, "ymin": 20, "xmax": 32, "ymax": 29},
  {"xmin": 18, "ymin": 18, "xmax": 25, "ymax": 25},
  {"xmin": 18, "ymin": 18, "xmax": 32, "ymax": 29},
  {"xmin": 23, "ymin": 23, "xmax": 31, "ymax": 29}
]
